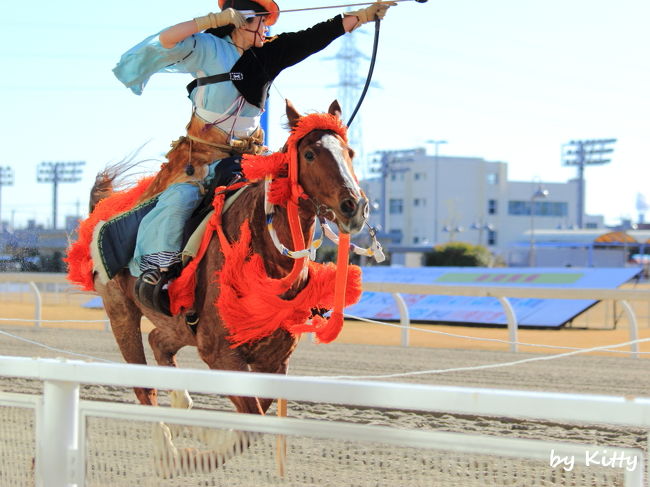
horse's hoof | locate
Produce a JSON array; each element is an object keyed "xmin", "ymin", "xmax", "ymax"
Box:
[
  {"xmin": 152, "ymin": 422, "xmax": 179, "ymax": 478},
  {"xmin": 169, "ymin": 389, "xmax": 193, "ymax": 410}
]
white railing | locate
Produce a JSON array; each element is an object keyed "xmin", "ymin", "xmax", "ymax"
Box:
[
  {"xmin": 2, "ymin": 272, "xmax": 649, "ymax": 355},
  {"xmin": 363, "ymin": 281, "xmax": 650, "ymax": 355},
  {"xmin": 0, "ymin": 356, "xmax": 647, "ymax": 487},
  {"xmin": 0, "ymin": 272, "xmax": 72, "ymax": 328}
]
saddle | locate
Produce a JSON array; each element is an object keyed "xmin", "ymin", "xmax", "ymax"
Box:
[{"xmin": 92, "ymin": 156, "xmax": 243, "ymax": 283}]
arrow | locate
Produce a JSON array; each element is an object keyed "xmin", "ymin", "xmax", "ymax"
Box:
[{"xmin": 246, "ymin": 0, "xmax": 428, "ymax": 17}]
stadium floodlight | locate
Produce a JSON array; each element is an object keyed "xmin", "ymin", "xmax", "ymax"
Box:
[
  {"xmin": 37, "ymin": 161, "xmax": 85, "ymax": 229},
  {"xmin": 562, "ymin": 139, "xmax": 616, "ymax": 229},
  {"xmin": 0, "ymin": 166, "xmax": 14, "ymax": 230}
]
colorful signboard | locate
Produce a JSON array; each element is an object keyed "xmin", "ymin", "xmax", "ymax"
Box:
[{"xmin": 346, "ymin": 267, "xmax": 642, "ymax": 328}]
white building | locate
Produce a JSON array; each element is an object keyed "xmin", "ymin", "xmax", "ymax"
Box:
[{"xmin": 360, "ymin": 148, "xmax": 604, "ymax": 260}]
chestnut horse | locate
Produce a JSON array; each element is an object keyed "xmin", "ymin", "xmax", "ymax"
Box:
[{"xmin": 87, "ymin": 100, "xmax": 368, "ymax": 415}]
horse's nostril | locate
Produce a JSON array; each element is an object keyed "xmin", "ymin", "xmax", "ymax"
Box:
[{"xmin": 340, "ymin": 198, "xmax": 357, "ymax": 217}]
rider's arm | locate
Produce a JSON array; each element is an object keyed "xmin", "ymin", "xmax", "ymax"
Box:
[
  {"xmin": 160, "ymin": 21, "xmax": 199, "ymax": 49},
  {"xmin": 159, "ymin": 9, "xmax": 245, "ymax": 49},
  {"xmin": 342, "ymin": 15, "xmax": 358, "ymax": 33},
  {"xmin": 343, "ymin": 2, "xmax": 396, "ymax": 31}
]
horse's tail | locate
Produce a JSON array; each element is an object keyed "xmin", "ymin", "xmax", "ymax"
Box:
[
  {"xmin": 89, "ymin": 169, "xmax": 116, "ymax": 214},
  {"xmin": 89, "ymin": 152, "xmax": 149, "ymax": 213}
]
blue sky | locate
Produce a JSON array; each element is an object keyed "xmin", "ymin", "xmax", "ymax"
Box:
[{"xmin": 1, "ymin": 0, "xmax": 648, "ymax": 227}]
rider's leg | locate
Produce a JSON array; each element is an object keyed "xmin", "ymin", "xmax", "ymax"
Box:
[{"xmin": 133, "ymin": 182, "xmax": 203, "ymax": 314}]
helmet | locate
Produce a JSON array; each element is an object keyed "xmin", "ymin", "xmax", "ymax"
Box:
[{"xmin": 218, "ymin": 0, "xmax": 280, "ymax": 26}]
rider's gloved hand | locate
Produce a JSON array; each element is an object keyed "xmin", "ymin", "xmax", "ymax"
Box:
[
  {"xmin": 345, "ymin": 1, "xmax": 397, "ymax": 30},
  {"xmin": 194, "ymin": 8, "xmax": 246, "ymax": 31}
]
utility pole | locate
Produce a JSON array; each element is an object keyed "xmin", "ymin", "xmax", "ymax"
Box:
[
  {"xmin": 371, "ymin": 150, "xmax": 412, "ymax": 237},
  {"xmin": 426, "ymin": 140, "xmax": 447, "ymax": 243},
  {"xmin": 562, "ymin": 139, "xmax": 616, "ymax": 229},
  {"xmin": 528, "ymin": 184, "xmax": 549, "ymax": 267},
  {"xmin": 37, "ymin": 161, "xmax": 85, "ymax": 229},
  {"xmin": 0, "ymin": 166, "xmax": 14, "ymax": 231}
]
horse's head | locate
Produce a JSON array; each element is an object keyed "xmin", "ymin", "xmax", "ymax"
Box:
[{"xmin": 286, "ymin": 100, "xmax": 369, "ymax": 234}]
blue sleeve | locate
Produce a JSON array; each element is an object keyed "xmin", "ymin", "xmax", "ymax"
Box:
[{"xmin": 112, "ymin": 33, "xmax": 214, "ymax": 95}]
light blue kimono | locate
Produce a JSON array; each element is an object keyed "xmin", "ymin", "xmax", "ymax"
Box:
[{"xmin": 113, "ymin": 32, "xmax": 261, "ymax": 118}]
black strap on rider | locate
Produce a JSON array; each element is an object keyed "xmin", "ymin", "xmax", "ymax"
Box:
[{"xmin": 186, "ymin": 72, "xmax": 244, "ymax": 96}]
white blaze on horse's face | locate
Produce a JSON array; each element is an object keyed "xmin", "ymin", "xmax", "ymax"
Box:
[
  {"xmin": 300, "ymin": 131, "xmax": 368, "ymax": 234},
  {"xmin": 321, "ymin": 134, "xmax": 362, "ymax": 198}
]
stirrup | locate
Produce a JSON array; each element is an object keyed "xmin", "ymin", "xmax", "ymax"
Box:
[
  {"xmin": 135, "ymin": 269, "xmax": 172, "ymax": 317},
  {"xmin": 185, "ymin": 311, "xmax": 200, "ymax": 335}
]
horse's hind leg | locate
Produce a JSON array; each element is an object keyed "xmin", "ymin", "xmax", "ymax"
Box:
[
  {"xmin": 100, "ymin": 279, "xmax": 157, "ymax": 406},
  {"xmin": 148, "ymin": 328, "xmax": 193, "ymax": 409}
]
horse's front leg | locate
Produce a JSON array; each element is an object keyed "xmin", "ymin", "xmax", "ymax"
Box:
[
  {"xmin": 196, "ymin": 329, "xmax": 266, "ymax": 414},
  {"xmin": 148, "ymin": 327, "xmax": 195, "ymax": 409},
  {"xmin": 247, "ymin": 329, "xmax": 299, "ymax": 413}
]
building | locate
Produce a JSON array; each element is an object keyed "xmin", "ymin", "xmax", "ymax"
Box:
[
  {"xmin": 0, "ymin": 216, "xmax": 79, "ymax": 271},
  {"xmin": 361, "ymin": 148, "xmax": 604, "ymax": 262}
]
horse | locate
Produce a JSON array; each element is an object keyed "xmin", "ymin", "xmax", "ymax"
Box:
[{"xmin": 73, "ymin": 100, "xmax": 368, "ymax": 417}]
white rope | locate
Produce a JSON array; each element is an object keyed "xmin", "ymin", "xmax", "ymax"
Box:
[
  {"xmin": 0, "ymin": 317, "xmax": 109, "ymax": 324},
  {"xmin": 344, "ymin": 313, "xmax": 650, "ymax": 355},
  {"xmin": 1, "ymin": 313, "xmax": 648, "ymax": 357},
  {"xmin": 315, "ymin": 337, "xmax": 650, "ymax": 380},
  {"xmin": 0, "ymin": 329, "xmax": 115, "ymax": 363}
]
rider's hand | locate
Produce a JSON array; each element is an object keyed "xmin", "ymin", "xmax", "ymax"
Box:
[
  {"xmin": 345, "ymin": 1, "xmax": 397, "ymax": 30},
  {"xmin": 194, "ymin": 8, "xmax": 246, "ymax": 31}
]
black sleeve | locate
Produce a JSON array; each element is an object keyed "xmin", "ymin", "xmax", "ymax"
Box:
[
  {"xmin": 257, "ymin": 15, "xmax": 347, "ymax": 79},
  {"xmin": 231, "ymin": 16, "xmax": 346, "ymax": 108}
]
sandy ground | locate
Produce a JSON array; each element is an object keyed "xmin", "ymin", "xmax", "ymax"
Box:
[{"xmin": 1, "ymin": 298, "xmax": 649, "ymax": 485}]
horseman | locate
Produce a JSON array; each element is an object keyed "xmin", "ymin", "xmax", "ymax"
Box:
[{"xmin": 112, "ymin": 0, "xmax": 396, "ymax": 315}]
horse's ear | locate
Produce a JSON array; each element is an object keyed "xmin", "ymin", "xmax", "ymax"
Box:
[
  {"xmin": 285, "ymin": 99, "xmax": 301, "ymax": 128},
  {"xmin": 328, "ymin": 100, "xmax": 342, "ymax": 119}
]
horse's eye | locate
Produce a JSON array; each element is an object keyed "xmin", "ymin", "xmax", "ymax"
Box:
[{"xmin": 304, "ymin": 151, "xmax": 315, "ymax": 162}]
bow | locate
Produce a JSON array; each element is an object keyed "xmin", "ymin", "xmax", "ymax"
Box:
[
  {"xmin": 346, "ymin": 1, "xmax": 429, "ymax": 126},
  {"xmin": 251, "ymin": 0, "xmax": 429, "ymax": 126},
  {"xmin": 347, "ymin": 17, "xmax": 380, "ymax": 127}
]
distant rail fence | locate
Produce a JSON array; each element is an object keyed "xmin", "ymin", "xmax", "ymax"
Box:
[{"xmin": 1, "ymin": 272, "xmax": 649, "ymax": 356}]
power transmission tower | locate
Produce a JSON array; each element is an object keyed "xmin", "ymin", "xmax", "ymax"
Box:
[
  {"xmin": 329, "ymin": 32, "xmax": 374, "ymax": 178},
  {"xmin": 0, "ymin": 166, "xmax": 14, "ymax": 231},
  {"xmin": 37, "ymin": 161, "xmax": 85, "ymax": 229},
  {"xmin": 562, "ymin": 139, "xmax": 616, "ymax": 228}
]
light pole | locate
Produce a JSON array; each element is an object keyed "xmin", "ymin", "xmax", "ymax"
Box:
[
  {"xmin": 0, "ymin": 166, "xmax": 14, "ymax": 231},
  {"xmin": 442, "ymin": 224, "xmax": 463, "ymax": 242},
  {"xmin": 427, "ymin": 139, "xmax": 447, "ymax": 244},
  {"xmin": 562, "ymin": 138, "xmax": 616, "ymax": 229},
  {"xmin": 529, "ymin": 183, "xmax": 549, "ymax": 267},
  {"xmin": 471, "ymin": 220, "xmax": 495, "ymax": 246},
  {"xmin": 37, "ymin": 161, "xmax": 85, "ymax": 229},
  {"xmin": 373, "ymin": 150, "xmax": 410, "ymax": 238}
]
